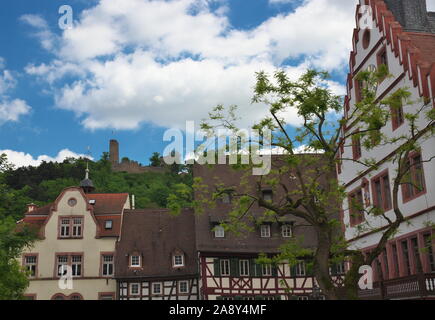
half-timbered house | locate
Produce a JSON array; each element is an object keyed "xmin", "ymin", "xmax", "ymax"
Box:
[
  {"xmin": 115, "ymin": 208, "xmax": 199, "ymax": 300},
  {"xmin": 193, "ymin": 157, "xmax": 343, "ymax": 300}
]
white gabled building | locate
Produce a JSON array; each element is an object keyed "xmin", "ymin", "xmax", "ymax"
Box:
[{"xmin": 339, "ymin": 0, "xmax": 435, "ymax": 299}]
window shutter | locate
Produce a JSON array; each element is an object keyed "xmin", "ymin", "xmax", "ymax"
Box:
[
  {"xmin": 272, "ymin": 265, "xmax": 278, "ymax": 277},
  {"xmin": 230, "ymin": 259, "xmax": 239, "ymax": 277},
  {"xmin": 255, "ymin": 263, "xmax": 262, "ymax": 277},
  {"xmin": 330, "ymin": 264, "xmax": 337, "ymax": 276},
  {"xmin": 214, "ymin": 259, "xmax": 221, "ymax": 277},
  {"xmin": 306, "ymin": 263, "xmax": 313, "ymax": 276},
  {"xmin": 250, "ymin": 260, "xmax": 256, "ymax": 277},
  {"xmin": 290, "ymin": 264, "xmax": 297, "ymax": 277}
]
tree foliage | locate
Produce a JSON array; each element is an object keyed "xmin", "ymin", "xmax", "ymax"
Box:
[{"xmin": 184, "ymin": 67, "xmax": 434, "ymax": 300}]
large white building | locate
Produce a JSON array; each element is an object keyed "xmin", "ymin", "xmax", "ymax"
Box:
[{"xmin": 339, "ymin": 0, "xmax": 435, "ymax": 299}]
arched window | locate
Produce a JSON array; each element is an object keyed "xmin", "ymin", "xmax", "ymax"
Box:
[{"xmin": 51, "ymin": 293, "xmax": 66, "ymax": 300}]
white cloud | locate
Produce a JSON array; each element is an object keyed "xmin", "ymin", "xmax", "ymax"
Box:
[
  {"xmin": 269, "ymin": 0, "xmax": 300, "ymax": 4},
  {"xmin": 0, "ymin": 99, "xmax": 31, "ymax": 125},
  {"xmin": 0, "ymin": 69, "xmax": 16, "ymax": 95},
  {"xmin": 20, "ymin": 14, "xmax": 56, "ymax": 50},
  {"xmin": 0, "ymin": 149, "xmax": 93, "ymax": 168},
  {"xmin": 25, "ymin": 0, "xmax": 353, "ymax": 131},
  {"xmin": 427, "ymin": 0, "xmax": 435, "ymax": 12},
  {"xmin": 0, "ymin": 58, "xmax": 31, "ymax": 124}
]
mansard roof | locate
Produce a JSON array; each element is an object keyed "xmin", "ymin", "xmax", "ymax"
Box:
[{"xmin": 115, "ymin": 208, "xmax": 198, "ymax": 279}]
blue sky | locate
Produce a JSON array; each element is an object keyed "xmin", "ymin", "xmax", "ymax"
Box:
[{"xmin": 0, "ymin": 0, "xmax": 359, "ymax": 167}]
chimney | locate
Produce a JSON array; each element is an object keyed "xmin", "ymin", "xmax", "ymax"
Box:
[
  {"xmin": 131, "ymin": 194, "xmax": 135, "ymax": 210},
  {"xmin": 384, "ymin": 0, "xmax": 431, "ymax": 32},
  {"xmin": 27, "ymin": 203, "xmax": 37, "ymax": 213}
]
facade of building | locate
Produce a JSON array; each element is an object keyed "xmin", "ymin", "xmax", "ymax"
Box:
[
  {"xmin": 19, "ymin": 181, "xmax": 130, "ymax": 300},
  {"xmin": 115, "ymin": 208, "xmax": 199, "ymax": 300},
  {"xmin": 339, "ymin": 0, "xmax": 435, "ymax": 299},
  {"xmin": 193, "ymin": 160, "xmax": 344, "ymax": 300}
]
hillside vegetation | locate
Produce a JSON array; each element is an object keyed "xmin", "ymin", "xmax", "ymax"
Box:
[{"xmin": 0, "ymin": 153, "xmax": 192, "ymax": 220}]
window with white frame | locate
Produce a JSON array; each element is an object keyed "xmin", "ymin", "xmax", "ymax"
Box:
[
  {"xmin": 239, "ymin": 260, "xmax": 250, "ymax": 276},
  {"xmin": 130, "ymin": 255, "xmax": 141, "ymax": 267},
  {"xmin": 281, "ymin": 224, "xmax": 292, "ymax": 238},
  {"xmin": 72, "ymin": 218, "xmax": 83, "ymax": 237},
  {"xmin": 59, "ymin": 217, "xmax": 83, "ymax": 238},
  {"xmin": 71, "ymin": 255, "xmax": 82, "ymax": 277},
  {"xmin": 173, "ymin": 254, "xmax": 184, "ymax": 267},
  {"xmin": 24, "ymin": 255, "xmax": 37, "ymax": 277},
  {"xmin": 152, "ymin": 282, "xmax": 162, "ymax": 295},
  {"xmin": 220, "ymin": 259, "xmax": 230, "ymax": 276},
  {"xmin": 222, "ymin": 193, "xmax": 231, "ymax": 204},
  {"xmin": 57, "ymin": 255, "xmax": 68, "ymax": 276},
  {"xmin": 102, "ymin": 254, "xmax": 114, "ymax": 276},
  {"xmin": 105, "ymin": 220, "xmax": 113, "ymax": 230},
  {"xmin": 179, "ymin": 281, "xmax": 189, "ymax": 294},
  {"xmin": 56, "ymin": 254, "xmax": 82, "ymax": 277},
  {"xmin": 262, "ymin": 264, "xmax": 272, "ymax": 276},
  {"xmin": 60, "ymin": 219, "xmax": 70, "ymax": 238},
  {"xmin": 214, "ymin": 225, "xmax": 225, "ymax": 238},
  {"xmin": 295, "ymin": 262, "xmax": 306, "ymax": 276},
  {"xmin": 260, "ymin": 225, "xmax": 271, "ymax": 238},
  {"xmin": 130, "ymin": 283, "xmax": 140, "ymax": 296}
]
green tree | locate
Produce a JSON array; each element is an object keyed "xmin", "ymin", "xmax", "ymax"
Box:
[
  {"xmin": 0, "ymin": 217, "xmax": 36, "ymax": 300},
  {"xmin": 149, "ymin": 152, "xmax": 161, "ymax": 167}
]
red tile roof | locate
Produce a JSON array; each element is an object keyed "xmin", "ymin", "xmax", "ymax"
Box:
[
  {"xmin": 86, "ymin": 193, "xmax": 129, "ymax": 215},
  {"xmin": 21, "ymin": 189, "xmax": 129, "ymax": 238}
]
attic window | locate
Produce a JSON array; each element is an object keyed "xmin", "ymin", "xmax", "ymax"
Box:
[
  {"xmin": 130, "ymin": 255, "xmax": 141, "ymax": 268},
  {"xmin": 105, "ymin": 220, "xmax": 113, "ymax": 230},
  {"xmin": 362, "ymin": 29, "xmax": 371, "ymax": 49},
  {"xmin": 173, "ymin": 254, "xmax": 185, "ymax": 268},
  {"xmin": 262, "ymin": 190, "xmax": 273, "ymax": 202},
  {"xmin": 89, "ymin": 200, "xmax": 96, "ymax": 205},
  {"xmin": 68, "ymin": 198, "xmax": 77, "ymax": 207}
]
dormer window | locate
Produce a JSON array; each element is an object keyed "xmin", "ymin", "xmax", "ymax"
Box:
[
  {"xmin": 281, "ymin": 224, "xmax": 292, "ymax": 238},
  {"xmin": 260, "ymin": 225, "xmax": 271, "ymax": 238},
  {"xmin": 262, "ymin": 190, "xmax": 273, "ymax": 202},
  {"xmin": 222, "ymin": 193, "xmax": 231, "ymax": 204},
  {"xmin": 130, "ymin": 255, "xmax": 141, "ymax": 268},
  {"xmin": 214, "ymin": 225, "xmax": 225, "ymax": 238},
  {"xmin": 173, "ymin": 254, "xmax": 185, "ymax": 268},
  {"xmin": 105, "ymin": 220, "xmax": 113, "ymax": 230}
]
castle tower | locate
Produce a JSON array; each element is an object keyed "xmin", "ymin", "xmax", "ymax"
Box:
[{"xmin": 109, "ymin": 139, "xmax": 119, "ymax": 166}]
